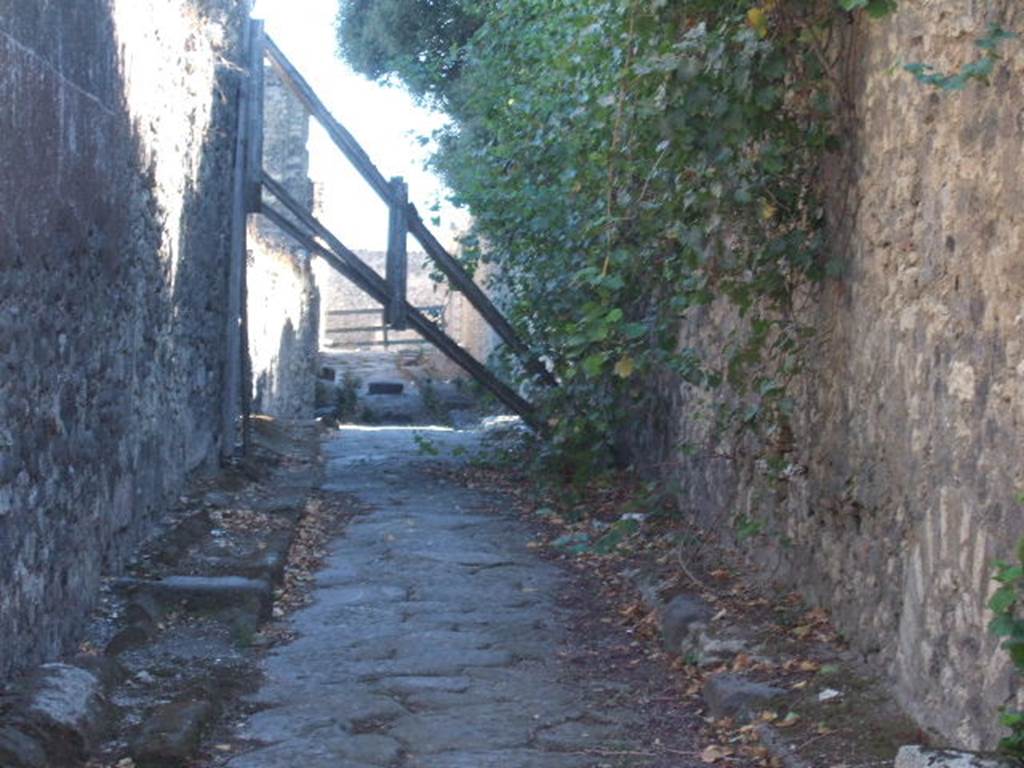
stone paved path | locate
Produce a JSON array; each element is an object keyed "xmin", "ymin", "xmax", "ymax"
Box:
[{"xmin": 225, "ymin": 425, "xmax": 659, "ymax": 768}]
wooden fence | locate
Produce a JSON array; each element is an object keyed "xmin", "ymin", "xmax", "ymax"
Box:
[{"xmin": 222, "ymin": 19, "xmax": 554, "ymax": 437}]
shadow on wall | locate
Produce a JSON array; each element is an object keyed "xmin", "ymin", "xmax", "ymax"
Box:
[
  {"xmin": 0, "ymin": 0, "xmax": 244, "ymax": 680},
  {"xmin": 253, "ymin": 318, "xmax": 297, "ymax": 415}
]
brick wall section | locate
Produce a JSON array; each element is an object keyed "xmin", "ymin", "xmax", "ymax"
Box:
[
  {"xmin": 637, "ymin": 5, "xmax": 1024, "ymax": 748},
  {"xmin": 0, "ymin": 0, "xmax": 246, "ymax": 680}
]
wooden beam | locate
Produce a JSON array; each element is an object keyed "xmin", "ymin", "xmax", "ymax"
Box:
[
  {"xmin": 264, "ymin": 36, "xmax": 391, "ymax": 199},
  {"xmin": 258, "ymin": 197, "xmax": 541, "ymax": 431},
  {"xmin": 262, "ymin": 34, "xmax": 556, "ymax": 388},
  {"xmin": 325, "ymin": 325, "xmax": 393, "ymax": 334},
  {"xmin": 245, "ymin": 19, "xmax": 265, "ymax": 214},
  {"xmin": 222, "ymin": 20, "xmax": 252, "ymax": 459},
  {"xmin": 385, "ymin": 176, "xmax": 408, "ymax": 331}
]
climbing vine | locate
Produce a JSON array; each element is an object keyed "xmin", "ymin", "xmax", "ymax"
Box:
[
  {"xmin": 337, "ymin": 0, "xmax": 1014, "ymax": 475},
  {"xmin": 989, "ymin": 527, "xmax": 1024, "ymax": 759},
  {"xmin": 418, "ymin": 0, "xmax": 875, "ymax": 470}
]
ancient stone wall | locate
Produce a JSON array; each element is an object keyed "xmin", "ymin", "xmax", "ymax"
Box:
[
  {"xmin": 0, "ymin": 0, "xmax": 247, "ymax": 680},
  {"xmin": 654, "ymin": 4, "xmax": 1024, "ymax": 749},
  {"xmin": 248, "ymin": 65, "xmax": 320, "ymax": 419}
]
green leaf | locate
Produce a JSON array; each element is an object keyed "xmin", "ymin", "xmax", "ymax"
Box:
[
  {"xmin": 989, "ymin": 586, "xmax": 1017, "ymax": 615},
  {"xmin": 623, "ymin": 322, "xmax": 648, "ymax": 340},
  {"xmin": 989, "ymin": 614, "xmax": 1018, "ymax": 638},
  {"xmin": 838, "ymin": 0, "xmax": 897, "ymax": 17},
  {"xmin": 582, "ymin": 353, "xmax": 607, "ymax": 378}
]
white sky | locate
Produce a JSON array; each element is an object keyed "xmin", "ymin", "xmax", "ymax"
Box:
[{"xmin": 252, "ymin": 0, "xmax": 468, "ymax": 252}]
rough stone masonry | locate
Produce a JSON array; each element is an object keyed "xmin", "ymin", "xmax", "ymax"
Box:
[
  {"xmin": 0, "ymin": 0, "xmax": 318, "ymax": 682},
  {"xmin": 630, "ymin": 3, "xmax": 1024, "ymax": 749}
]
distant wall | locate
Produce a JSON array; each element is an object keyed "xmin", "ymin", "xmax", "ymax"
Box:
[
  {"xmin": 641, "ymin": 4, "xmax": 1024, "ymax": 749},
  {"xmin": 0, "ymin": 0, "xmax": 247, "ymax": 678},
  {"xmin": 248, "ymin": 64, "xmax": 320, "ymax": 419}
]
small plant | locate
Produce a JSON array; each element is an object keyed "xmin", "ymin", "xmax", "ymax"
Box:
[
  {"xmin": 413, "ymin": 432, "xmax": 440, "ymax": 456},
  {"xmin": 988, "ymin": 509, "xmax": 1024, "ymax": 758},
  {"xmin": 419, "ymin": 379, "xmax": 449, "ymax": 423},
  {"xmin": 336, "ymin": 372, "xmax": 361, "ymax": 420}
]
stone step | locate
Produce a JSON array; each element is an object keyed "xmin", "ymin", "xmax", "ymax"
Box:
[{"xmin": 114, "ymin": 575, "xmax": 273, "ymax": 621}]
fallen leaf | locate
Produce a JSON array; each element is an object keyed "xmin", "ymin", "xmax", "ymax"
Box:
[
  {"xmin": 776, "ymin": 712, "xmax": 801, "ymax": 728},
  {"xmin": 701, "ymin": 744, "xmax": 734, "ymax": 763}
]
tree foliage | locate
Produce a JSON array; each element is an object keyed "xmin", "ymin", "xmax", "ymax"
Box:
[
  {"xmin": 336, "ymin": 0, "xmax": 889, "ymax": 470},
  {"xmin": 336, "ymin": 0, "xmax": 482, "ymax": 104}
]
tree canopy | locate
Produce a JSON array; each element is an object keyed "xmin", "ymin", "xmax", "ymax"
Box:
[{"xmin": 336, "ymin": 0, "xmax": 482, "ymax": 104}]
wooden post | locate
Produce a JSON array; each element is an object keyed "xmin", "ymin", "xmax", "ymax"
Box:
[
  {"xmin": 385, "ymin": 176, "xmax": 408, "ymax": 331},
  {"xmin": 245, "ymin": 19, "xmax": 265, "ymax": 214},
  {"xmin": 222, "ymin": 21, "xmax": 252, "ymax": 460}
]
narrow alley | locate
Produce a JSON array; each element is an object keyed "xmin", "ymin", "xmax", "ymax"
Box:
[{"xmin": 219, "ymin": 421, "xmax": 703, "ymax": 768}]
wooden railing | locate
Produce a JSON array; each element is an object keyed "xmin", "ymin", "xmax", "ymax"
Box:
[{"xmin": 325, "ymin": 306, "xmax": 445, "ymax": 349}]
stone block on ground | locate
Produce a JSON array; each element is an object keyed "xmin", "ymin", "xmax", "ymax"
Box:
[
  {"xmin": 116, "ymin": 575, "xmax": 273, "ymax": 621},
  {"xmin": 105, "ymin": 623, "xmax": 155, "ymax": 656},
  {"xmin": 660, "ymin": 594, "xmax": 713, "ymax": 654},
  {"xmin": 7, "ymin": 663, "xmax": 110, "ymax": 763},
  {"xmin": 71, "ymin": 653, "xmax": 127, "ymax": 689},
  {"xmin": 199, "ymin": 530, "xmax": 295, "ymax": 585},
  {"xmin": 253, "ymin": 493, "xmax": 307, "ymax": 515},
  {"xmin": 702, "ymin": 673, "xmax": 786, "ymax": 722},
  {"xmin": 688, "ymin": 629, "xmax": 750, "ymax": 667},
  {"xmin": 894, "ymin": 746, "xmax": 1019, "ymax": 768},
  {"xmin": 131, "ymin": 700, "xmax": 215, "ymax": 768}
]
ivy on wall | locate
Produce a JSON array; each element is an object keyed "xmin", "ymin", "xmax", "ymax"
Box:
[{"xmin": 341, "ymin": 0, "xmax": 882, "ymax": 470}]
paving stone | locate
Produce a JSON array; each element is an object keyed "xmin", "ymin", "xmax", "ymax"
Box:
[
  {"xmin": 373, "ymin": 675, "xmax": 473, "ymax": 696},
  {"xmin": 408, "ymin": 749, "xmax": 593, "ymax": 767},
  {"xmin": 387, "ymin": 705, "xmax": 536, "ymax": 753},
  {"xmin": 239, "ymin": 693, "xmax": 407, "ymax": 742}
]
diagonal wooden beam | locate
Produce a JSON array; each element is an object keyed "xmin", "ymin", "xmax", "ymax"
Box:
[
  {"xmin": 262, "ymin": 35, "xmax": 556, "ymax": 388},
  {"xmin": 258, "ymin": 185, "xmax": 542, "ymax": 431}
]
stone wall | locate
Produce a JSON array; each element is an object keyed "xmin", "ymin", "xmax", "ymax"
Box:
[
  {"xmin": 0, "ymin": 0, "xmax": 247, "ymax": 680},
  {"xmin": 248, "ymin": 65, "xmax": 320, "ymax": 420},
  {"xmin": 654, "ymin": 4, "xmax": 1024, "ymax": 749}
]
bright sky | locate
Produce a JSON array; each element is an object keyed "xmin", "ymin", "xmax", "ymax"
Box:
[{"xmin": 252, "ymin": 0, "xmax": 468, "ymax": 252}]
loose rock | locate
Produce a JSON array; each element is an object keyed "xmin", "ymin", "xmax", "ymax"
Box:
[
  {"xmin": 702, "ymin": 673, "xmax": 786, "ymax": 722},
  {"xmin": 0, "ymin": 726, "xmax": 47, "ymax": 768},
  {"xmin": 660, "ymin": 594, "xmax": 713, "ymax": 655},
  {"xmin": 894, "ymin": 745, "xmax": 1019, "ymax": 768},
  {"xmin": 105, "ymin": 624, "xmax": 154, "ymax": 656},
  {"xmin": 131, "ymin": 700, "xmax": 215, "ymax": 768},
  {"xmin": 10, "ymin": 664, "xmax": 110, "ymax": 763}
]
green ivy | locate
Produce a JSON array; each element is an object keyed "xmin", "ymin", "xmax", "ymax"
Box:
[
  {"xmin": 337, "ymin": 0, "xmax": 904, "ymax": 471},
  {"xmin": 989, "ymin": 525, "xmax": 1024, "ymax": 759},
  {"xmin": 905, "ymin": 23, "xmax": 1016, "ymax": 90},
  {"xmin": 837, "ymin": 0, "xmax": 896, "ymax": 18}
]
